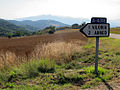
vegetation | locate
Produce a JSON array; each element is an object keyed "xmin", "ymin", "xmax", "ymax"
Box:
[
  {"xmin": 0, "ymin": 36, "xmax": 120, "ymax": 89},
  {"xmin": 0, "ymin": 19, "xmax": 33, "ymax": 37},
  {"xmin": 72, "ymin": 22, "xmax": 86, "ymax": 29},
  {"xmin": 36, "ymin": 26, "xmax": 56, "ymax": 35},
  {"xmin": 56, "ymin": 26, "xmax": 69, "ymax": 30},
  {"xmin": 0, "ymin": 19, "xmax": 70, "ymax": 37},
  {"xmin": 8, "ymin": 20, "xmax": 69, "ymax": 30},
  {"xmin": 0, "ymin": 27, "xmax": 120, "ymax": 89},
  {"xmin": 72, "ymin": 23, "xmax": 79, "ymax": 29}
]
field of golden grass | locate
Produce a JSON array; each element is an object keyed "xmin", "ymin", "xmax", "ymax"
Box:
[
  {"xmin": 55, "ymin": 29, "xmax": 79, "ymax": 34},
  {"xmin": 0, "ymin": 31, "xmax": 88, "ymax": 68}
]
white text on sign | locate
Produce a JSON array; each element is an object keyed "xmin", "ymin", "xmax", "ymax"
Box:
[{"xmin": 80, "ymin": 23, "xmax": 109, "ymax": 37}]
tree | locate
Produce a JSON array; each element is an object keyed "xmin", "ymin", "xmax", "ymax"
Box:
[
  {"xmin": 6, "ymin": 33, "xmax": 13, "ymax": 38},
  {"xmin": 79, "ymin": 22, "xmax": 86, "ymax": 29},
  {"xmin": 72, "ymin": 23, "xmax": 79, "ymax": 29},
  {"xmin": 48, "ymin": 26, "xmax": 56, "ymax": 34},
  {"xmin": 15, "ymin": 31, "xmax": 23, "ymax": 37}
]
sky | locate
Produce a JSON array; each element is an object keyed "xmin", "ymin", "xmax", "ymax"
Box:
[{"xmin": 0, "ymin": 0, "xmax": 120, "ymax": 20}]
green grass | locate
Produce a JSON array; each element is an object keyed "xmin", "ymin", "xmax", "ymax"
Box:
[
  {"xmin": 1, "ymin": 37, "xmax": 120, "ymax": 89},
  {"xmin": 0, "ymin": 59, "xmax": 56, "ymax": 89},
  {"xmin": 81, "ymin": 66, "xmax": 113, "ymax": 89},
  {"xmin": 84, "ymin": 66, "xmax": 110, "ymax": 76}
]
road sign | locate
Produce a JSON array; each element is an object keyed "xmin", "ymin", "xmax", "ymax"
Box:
[
  {"xmin": 80, "ymin": 17, "xmax": 110, "ymax": 75},
  {"xmin": 80, "ymin": 23, "xmax": 110, "ymax": 37},
  {"xmin": 91, "ymin": 17, "xmax": 107, "ymax": 24}
]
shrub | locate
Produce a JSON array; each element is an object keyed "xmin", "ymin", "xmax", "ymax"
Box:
[
  {"xmin": 84, "ymin": 66, "xmax": 110, "ymax": 76},
  {"xmin": 23, "ymin": 59, "xmax": 55, "ymax": 76},
  {"xmin": 37, "ymin": 59, "xmax": 56, "ymax": 73},
  {"xmin": 0, "ymin": 70, "xmax": 9, "ymax": 82}
]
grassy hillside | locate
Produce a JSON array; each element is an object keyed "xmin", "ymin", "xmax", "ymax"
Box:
[
  {"xmin": 0, "ymin": 19, "xmax": 32, "ymax": 36},
  {"xmin": 8, "ymin": 20, "xmax": 70, "ymax": 31}
]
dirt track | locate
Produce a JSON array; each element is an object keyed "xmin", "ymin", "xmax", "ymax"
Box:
[{"xmin": 110, "ymin": 33, "xmax": 120, "ymax": 39}]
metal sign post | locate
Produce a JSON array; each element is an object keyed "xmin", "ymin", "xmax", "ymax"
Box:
[
  {"xmin": 95, "ymin": 37, "xmax": 99, "ymax": 74},
  {"xmin": 80, "ymin": 17, "xmax": 110, "ymax": 75}
]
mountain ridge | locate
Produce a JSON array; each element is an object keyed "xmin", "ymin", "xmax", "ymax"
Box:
[
  {"xmin": 16, "ymin": 15, "xmax": 89, "ymax": 25},
  {"xmin": 8, "ymin": 19, "xmax": 70, "ymax": 31},
  {"xmin": 0, "ymin": 19, "xmax": 31, "ymax": 36},
  {"xmin": 16, "ymin": 15, "xmax": 120, "ymax": 27}
]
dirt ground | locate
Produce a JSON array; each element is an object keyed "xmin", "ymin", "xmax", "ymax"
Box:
[{"xmin": 89, "ymin": 77, "xmax": 120, "ymax": 90}]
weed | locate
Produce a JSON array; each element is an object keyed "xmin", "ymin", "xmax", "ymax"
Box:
[
  {"xmin": 37, "ymin": 59, "xmax": 56, "ymax": 73},
  {"xmin": 81, "ymin": 84, "xmax": 92, "ymax": 89},
  {"xmin": 83, "ymin": 43, "xmax": 95, "ymax": 50},
  {"xmin": 6, "ymin": 82, "xmax": 15, "ymax": 88},
  {"xmin": 61, "ymin": 61, "xmax": 83, "ymax": 69},
  {"xmin": 84, "ymin": 66, "xmax": 110, "ymax": 76},
  {"xmin": 0, "ymin": 70, "xmax": 9, "ymax": 82},
  {"xmin": 56, "ymin": 72, "xmax": 68, "ymax": 84}
]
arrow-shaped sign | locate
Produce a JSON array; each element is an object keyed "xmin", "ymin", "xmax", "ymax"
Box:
[{"xmin": 80, "ymin": 23, "xmax": 110, "ymax": 37}]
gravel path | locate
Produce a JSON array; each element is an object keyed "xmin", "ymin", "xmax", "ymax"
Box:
[{"xmin": 110, "ymin": 34, "xmax": 120, "ymax": 39}]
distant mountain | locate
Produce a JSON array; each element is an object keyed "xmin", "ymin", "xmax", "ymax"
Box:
[
  {"xmin": 16, "ymin": 15, "xmax": 120, "ymax": 27},
  {"xmin": 0, "ymin": 19, "xmax": 31, "ymax": 36},
  {"xmin": 8, "ymin": 20, "xmax": 69, "ymax": 31},
  {"xmin": 8, "ymin": 20, "xmax": 40, "ymax": 31},
  {"xmin": 16, "ymin": 15, "xmax": 90, "ymax": 25}
]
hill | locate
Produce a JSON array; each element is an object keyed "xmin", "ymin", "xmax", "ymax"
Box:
[
  {"xmin": 0, "ymin": 19, "xmax": 32, "ymax": 36},
  {"xmin": 8, "ymin": 20, "xmax": 70, "ymax": 31},
  {"xmin": 15, "ymin": 15, "xmax": 89, "ymax": 25},
  {"xmin": 16, "ymin": 15, "xmax": 120, "ymax": 27}
]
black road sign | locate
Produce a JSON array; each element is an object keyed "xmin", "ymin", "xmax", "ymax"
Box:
[
  {"xmin": 91, "ymin": 17, "xmax": 107, "ymax": 24},
  {"xmin": 80, "ymin": 17, "xmax": 110, "ymax": 75},
  {"xmin": 80, "ymin": 23, "xmax": 110, "ymax": 37}
]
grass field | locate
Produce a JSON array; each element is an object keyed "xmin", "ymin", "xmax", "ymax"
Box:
[
  {"xmin": 0, "ymin": 29, "xmax": 120, "ymax": 89},
  {"xmin": 0, "ymin": 31, "xmax": 87, "ymax": 68}
]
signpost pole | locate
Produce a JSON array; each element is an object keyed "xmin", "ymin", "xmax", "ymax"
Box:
[
  {"xmin": 80, "ymin": 17, "xmax": 110, "ymax": 75},
  {"xmin": 95, "ymin": 37, "xmax": 99, "ymax": 74}
]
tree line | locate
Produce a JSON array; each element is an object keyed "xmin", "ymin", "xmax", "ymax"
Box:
[{"xmin": 71, "ymin": 22, "xmax": 86, "ymax": 29}]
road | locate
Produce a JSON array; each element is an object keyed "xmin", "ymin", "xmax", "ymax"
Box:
[{"xmin": 110, "ymin": 33, "xmax": 120, "ymax": 39}]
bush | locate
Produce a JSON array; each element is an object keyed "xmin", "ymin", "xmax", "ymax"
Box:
[
  {"xmin": 37, "ymin": 59, "xmax": 56, "ymax": 73},
  {"xmin": 48, "ymin": 30, "xmax": 55, "ymax": 34},
  {"xmin": 5, "ymin": 59, "xmax": 56, "ymax": 81},
  {"xmin": 0, "ymin": 70, "xmax": 9, "ymax": 82},
  {"xmin": 84, "ymin": 66, "xmax": 110, "ymax": 76},
  {"xmin": 16, "ymin": 59, "xmax": 56, "ymax": 78}
]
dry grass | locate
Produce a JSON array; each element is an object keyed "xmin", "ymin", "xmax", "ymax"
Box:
[
  {"xmin": 55, "ymin": 29, "xmax": 79, "ymax": 34},
  {"xmin": 0, "ymin": 51, "xmax": 28, "ymax": 69},
  {"xmin": 0, "ymin": 51, "xmax": 17, "ymax": 68},
  {"xmin": 0, "ymin": 40, "xmax": 85, "ymax": 68},
  {"xmin": 0, "ymin": 31, "xmax": 88, "ymax": 68},
  {"xmin": 32, "ymin": 40, "xmax": 84, "ymax": 64}
]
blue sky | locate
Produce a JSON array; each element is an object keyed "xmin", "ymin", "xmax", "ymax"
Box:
[{"xmin": 0, "ymin": 0, "xmax": 120, "ymax": 20}]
